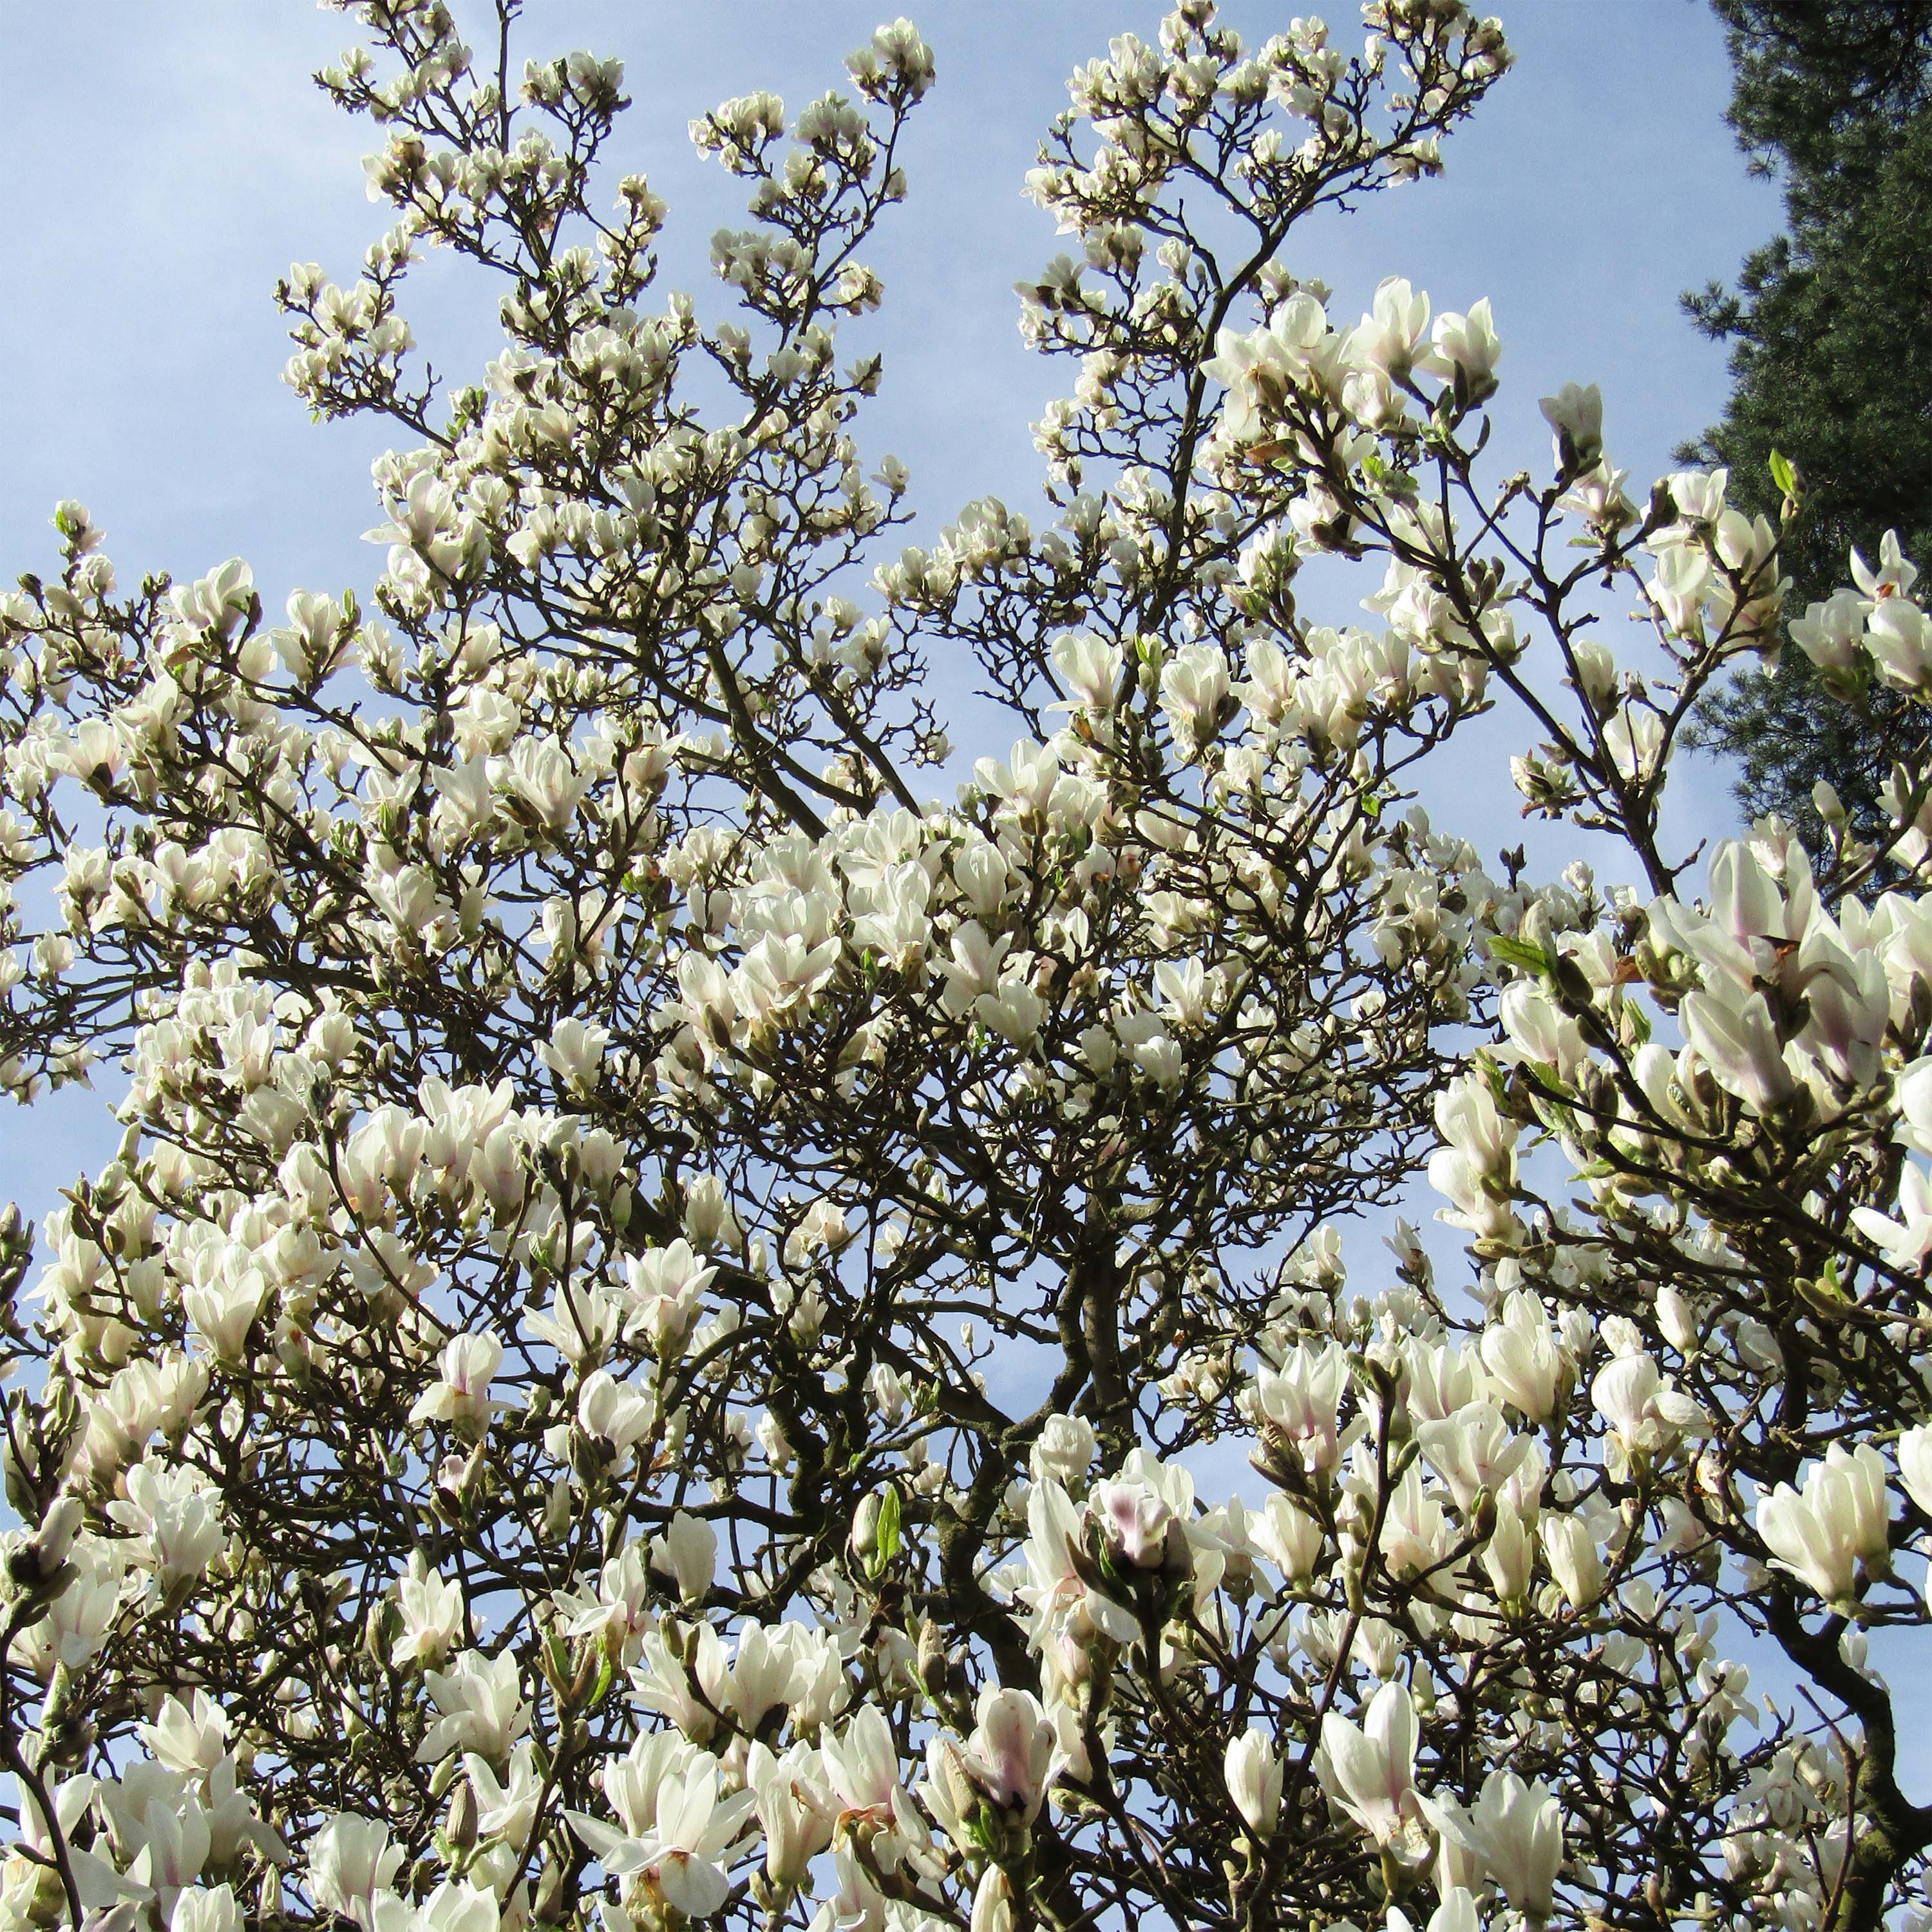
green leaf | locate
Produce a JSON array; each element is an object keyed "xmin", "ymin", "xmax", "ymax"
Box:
[
  {"xmin": 1768, "ymin": 448, "xmax": 1796, "ymax": 497},
  {"xmin": 1522, "ymin": 1061, "xmax": 1574, "ymax": 1100},
  {"xmin": 1487, "ymin": 934, "xmax": 1552, "ymax": 978}
]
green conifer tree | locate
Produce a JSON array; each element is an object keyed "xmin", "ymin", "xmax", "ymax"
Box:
[{"xmin": 1687, "ymin": 0, "xmax": 1932, "ymax": 844}]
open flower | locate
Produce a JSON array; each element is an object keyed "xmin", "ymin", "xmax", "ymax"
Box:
[
  {"xmin": 1424, "ymin": 1769, "xmax": 1564, "ymax": 1920},
  {"xmin": 568, "ymin": 1749, "xmax": 755, "ymax": 1919},
  {"xmin": 307, "ymin": 1816, "xmax": 402, "ymax": 1931},
  {"xmin": 417, "ymin": 1650, "xmax": 530, "ymax": 1766},
  {"xmin": 1757, "ymin": 1444, "xmax": 1891, "ymax": 1603},
  {"xmin": 1318, "ymin": 1681, "xmax": 1422, "ymax": 1850},
  {"xmin": 408, "ymin": 1333, "xmax": 504, "ymax": 1439}
]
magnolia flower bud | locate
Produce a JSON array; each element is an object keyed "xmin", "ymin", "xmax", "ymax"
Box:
[
  {"xmin": 1540, "ymin": 1512, "xmax": 1604, "ymax": 1610},
  {"xmin": 682, "ymin": 1175, "xmax": 741, "ymax": 1251},
  {"xmin": 1482, "ymin": 1499, "xmax": 1535, "ymax": 1605},
  {"xmin": 1224, "ymin": 1729, "xmax": 1283, "ymax": 1837},
  {"xmin": 916, "ymin": 1617, "xmax": 950, "ymax": 1694},
  {"xmin": 7, "ymin": 1494, "xmax": 82, "ymax": 1590},
  {"xmin": 850, "ymin": 1490, "xmax": 885, "ymax": 1562},
  {"xmin": 445, "ymin": 1778, "xmax": 478, "ymax": 1854}
]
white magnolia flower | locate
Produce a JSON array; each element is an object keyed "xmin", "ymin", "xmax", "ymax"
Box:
[
  {"xmin": 568, "ymin": 1751, "xmax": 755, "ymax": 1919},
  {"xmin": 393, "ymin": 1555, "xmax": 464, "ymax": 1670},
  {"xmin": 1852, "ymin": 1162, "xmax": 1932, "ymax": 1268},
  {"xmin": 956, "ymin": 1685, "xmax": 1064, "ymax": 1823},
  {"xmin": 1225, "ymin": 1730, "xmax": 1283, "ymax": 1838},
  {"xmin": 1253, "ymin": 1493, "xmax": 1327, "ymax": 1585},
  {"xmin": 1539, "ymin": 1513, "xmax": 1604, "ymax": 1611},
  {"xmin": 417, "ymin": 1650, "xmax": 530, "ymax": 1766},
  {"xmin": 1897, "ymin": 1425, "xmax": 1932, "ymax": 1517},
  {"xmin": 1539, "ymin": 382, "xmax": 1603, "ymax": 470},
  {"xmin": 1318, "ymin": 1680, "xmax": 1421, "ymax": 1848},
  {"xmin": 650, "ymin": 1510, "xmax": 717, "ymax": 1604},
  {"xmin": 307, "ymin": 1815, "xmax": 403, "ymax": 1931},
  {"xmin": 1414, "ymin": 1400, "xmax": 1533, "ymax": 1513},
  {"xmin": 1029, "ymin": 1412, "xmax": 1097, "ymax": 1486},
  {"xmin": 1425, "ymin": 1768, "xmax": 1564, "ymax": 1919},
  {"xmin": 1256, "ymin": 1341, "xmax": 1350, "ymax": 1473},
  {"xmin": 107, "ymin": 1460, "xmax": 225, "ymax": 1591},
  {"xmin": 173, "ymin": 1884, "xmax": 244, "ymax": 1932},
  {"xmin": 1481, "ymin": 1291, "xmax": 1565, "ymax": 1423},
  {"xmin": 1757, "ymin": 1444, "xmax": 1891, "ymax": 1604},
  {"xmin": 747, "ymin": 1741, "xmax": 837, "ymax": 1889},
  {"xmin": 408, "ymin": 1332, "xmax": 504, "ymax": 1438}
]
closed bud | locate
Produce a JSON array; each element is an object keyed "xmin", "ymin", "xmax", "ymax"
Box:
[
  {"xmin": 363, "ymin": 1597, "xmax": 399, "ymax": 1670},
  {"xmin": 446, "ymin": 1777, "xmax": 478, "ymax": 1854},
  {"xmin": 7, "ymin": 1495, "xmax": 82, "ymax": 1591},
  {"xmin": 916, "ymin": 1616, "xmax": 949, "ymax": 1693},
  {"xmin": 850, "ymin": 1490, "xmax": 884, "ymax": 1562},
  {"xmin": 533, "ymin": 1859, "xmax": 567, "ymax": 1926}
]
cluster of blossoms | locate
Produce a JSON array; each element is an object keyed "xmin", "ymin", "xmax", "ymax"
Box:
[{"xmin": 6, "ymin": 6, "xmax": 1932, "ymax": 1932}]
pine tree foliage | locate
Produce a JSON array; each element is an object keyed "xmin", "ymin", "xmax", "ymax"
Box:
[{"xmin": 1686, "ymin": 0, "xmax": 1932, "ymax": 848}]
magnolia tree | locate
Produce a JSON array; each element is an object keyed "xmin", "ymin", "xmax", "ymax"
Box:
[{"xmin": 9, "ymin": 5, "xmax": 1932, "ymax": 1932}]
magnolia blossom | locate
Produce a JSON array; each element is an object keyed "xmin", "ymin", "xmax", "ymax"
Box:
[
  {"xmin": 569, "ymin": 1750, "xmax": 755, "ymax": 1919},
  {"xmin": 956, "ymin": 1686, "xmax": 1063, "ymax": 1823},
  {"xmin": 393, "ymin": 1557, "xmax": 464, "ymax": 1670},
  {"xmin": 465, "ymin": 1745, "xmax": 543, "ymax": 1852},
  {"xmin": 1426, "ymin": 1770, "xmax": 1565, "ymax": 1920},
  {"xmin": 1898, "ymin": 1426, "xmax": 1932, "ymax": 1517},
  {"xmin": 106, "ymin": 1461, "xmax": 225, "ymax": 1591},
  {"xmin": 1481, "ymin": 1291, "xmax": 1565, "ymax": 1423},
  {"xmin": 408, "ymin": 1332, "xmax": 504, "ymax": 1438},
  {"xmin": 1757, "ymin": 1444, "xmax": 1892, "ymax": 1603},
  {"xmin": 1253, "ymin": 1493, "xmax": 1326, "ymax": 1585},
  {"xmin": 1851, "ymin": 1162, "xmax": 1932, "ymax": 1268},
  {"xmin": 1225, "ymin": 1730, "xmax": 1283, "ymax": 1838},
  {"xmin": 1414, "ymin": 1400, "xmax": 1533, "ymax": 1512},
  {"xmin": 1428, "ymin": 1075, "xmax": 1519, "ymax": 1242},
  {"xmin": 1318, "ymin": 1681, "xmax": 1423, "ymax": 1850},
  {"xmin": 748, "ymin": 1743, "xmax": 837, "ymax": 1889},
  {"xmin": 650, "ymin": 1511, "xmax": 717, "ymax": 1604},
  {"xmin": 1090, "ymin": 1478, "xmax": 1174, "ymax": 1570},
  {"xmin": 1030, "ymin": 1411, "xmax": 1097, "ymax": 1485},
  {"xmin": 1540, "ymin": 381, "xmax": 1603, "ymax": 471},
  {"xmin": 307, "ymin": 1817, "xmax": 403, "ymax": 1932},
  {"xmin": 1256, "ymin": 1340, "xmax": 1350, "ymax": 1473},
  {"xmin": 417, "ymin": 1651, "xmax": 529, "ymax": 1765}
]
